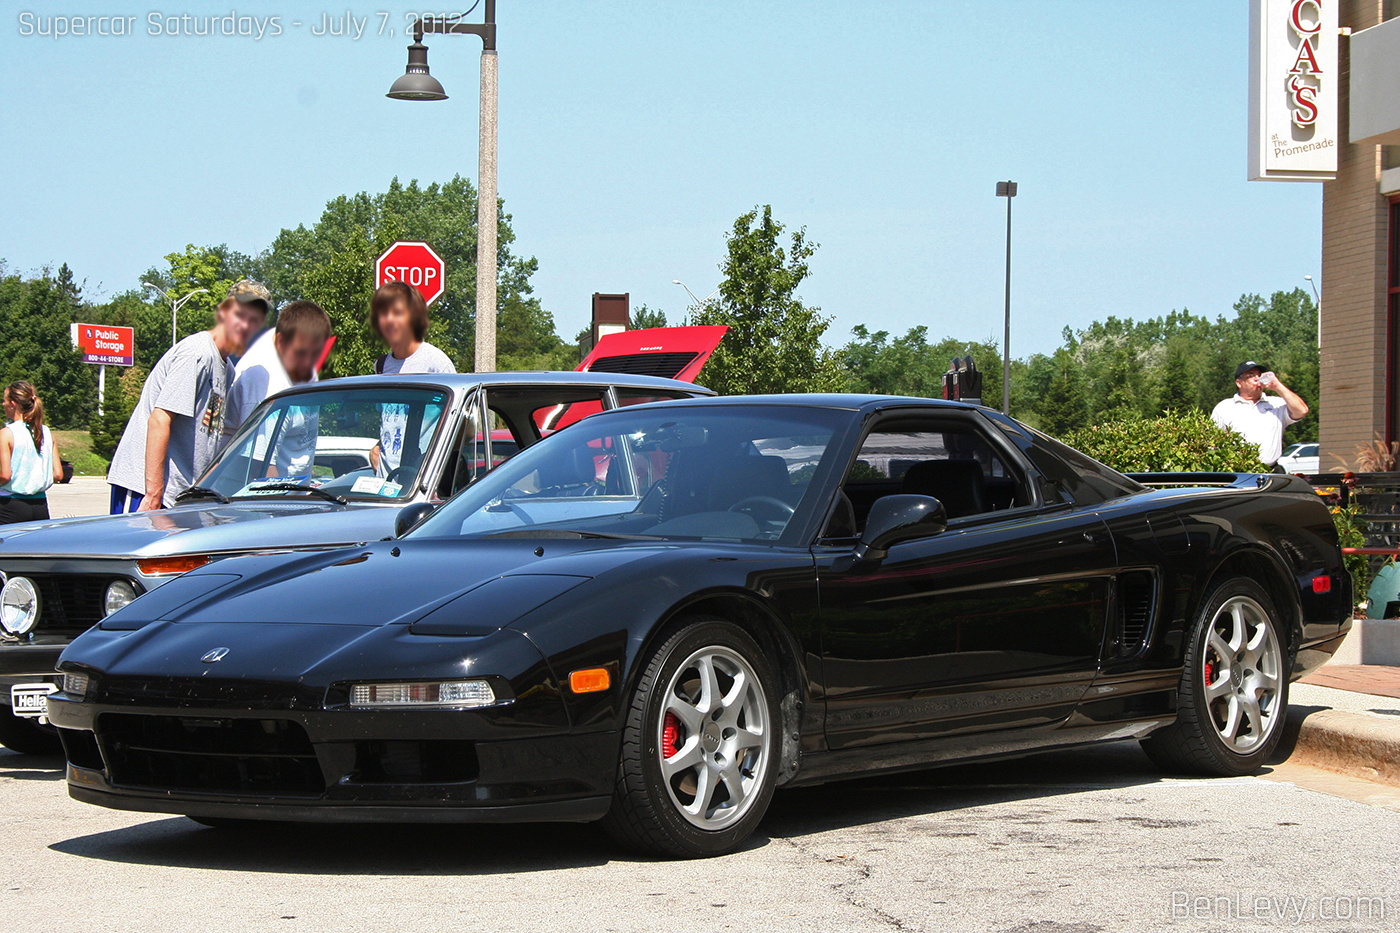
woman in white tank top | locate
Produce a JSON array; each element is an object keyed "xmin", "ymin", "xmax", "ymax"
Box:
[{"xmin": 0, "ymin": 382, "xmax": 63, "ymax": 524}]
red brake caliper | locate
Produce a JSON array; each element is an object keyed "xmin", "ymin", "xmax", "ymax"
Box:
[
  {"xmin": 662, "ymin": 711, "xmax": 680, "ymax": 758},
  {"xmin": 1204, "ymin": 660, "xmax": 1216, "ymax": 687}
]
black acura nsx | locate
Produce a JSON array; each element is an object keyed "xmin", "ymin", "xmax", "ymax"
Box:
[{"xmin": 50, "ymin": 396, "xmax": 1352, "ymax": 856}]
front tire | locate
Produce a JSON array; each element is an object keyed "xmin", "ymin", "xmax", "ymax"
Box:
[
  {"xmin": 602, "ymin": 619, "xmax": 781, "ymax": 857},
  {"xmin": 0, "ymin": 707, "xmax": 62, "ymax": 756},
  {"xmin": 1141, "ymin": 577, "xmax": 1289, "ymax": 775}
]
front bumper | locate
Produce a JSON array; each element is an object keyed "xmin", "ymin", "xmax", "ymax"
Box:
[
  {"xmin": 48, "ymin": 693, "xmax": 618, "ymax": 822},
  {"xmin": 0, "ymin": 643, "xmax": 62, "ymax": 685}
]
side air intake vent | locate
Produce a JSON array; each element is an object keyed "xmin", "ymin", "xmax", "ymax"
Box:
[{"xmin": 1113, "ymin": 570, "xmax": 1157, "ymax": 658}]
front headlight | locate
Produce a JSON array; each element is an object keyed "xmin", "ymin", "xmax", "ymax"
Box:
[
  {"xmin": 103, "ymin": 580, "xmax": 138, "ymax": 617},
  {"xmin": 349, "ymin": 680, "xmax": 497, "ymax": 709},
  {"xmin": 0, "ymin": 576, "xmax": 40, "ymax": 636}
]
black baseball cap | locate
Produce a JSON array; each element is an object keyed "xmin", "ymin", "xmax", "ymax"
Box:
[{"xmin": 1235, "ymin": 360, "xmax": 1265, "ymax": 379}]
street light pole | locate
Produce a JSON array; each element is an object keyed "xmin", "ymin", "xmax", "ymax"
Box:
[
  {"xmin": 387, "ymin": 2, "xmax": 498, "ymax": 372},
  {"xmin": 672, "ymin": 279, "xmax": 719, "ymax": 317},
  {"xmin": 476, "ymin": 44, "xmax": 498, "ymax": 373},
  {"xmin": 1304, "ymin": 274, "xmax": 1321, "ymax": 347},
  {"xmin": 995, "ymin": 181, "xmax": 1018, "ymax": 415},
  {"xmin": 142, "ymin": 282, "xmax": 209, "ymax": 349}
]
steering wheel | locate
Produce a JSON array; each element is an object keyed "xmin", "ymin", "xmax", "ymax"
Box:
[
  {"xmin": 728, "ymin": 496, "xmax": 795, "ymax": 522},
  {"xmin": 385, "ymin": 466, "xmax": 409, "ymax": 486}
]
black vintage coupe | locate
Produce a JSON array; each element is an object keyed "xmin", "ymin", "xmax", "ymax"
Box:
[{"xmin": 49, "ymin": 396, "xmax": 1352, "ymax": 857}]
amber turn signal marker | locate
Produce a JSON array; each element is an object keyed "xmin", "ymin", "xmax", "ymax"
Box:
[
  {"xmin": 136, "ymin": 555, "xmax": 212, "ymax": 576},
  {"xmin": 569, "ymin": 668, "xmax": 611, "ymax": 694}
]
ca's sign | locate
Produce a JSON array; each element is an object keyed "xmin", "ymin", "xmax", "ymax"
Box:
[
  {"xmin": 375, "ymin": 241, "xmax": 445, "ymax": 305},
  {"xmin": 1249, "ymin": 0, "xmax": 1338, "ymax": 181}
]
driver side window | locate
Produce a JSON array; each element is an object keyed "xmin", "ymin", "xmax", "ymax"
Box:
[{"xmin": 830, "ymin": 420, "xmax": 1029, "ymax": 537}]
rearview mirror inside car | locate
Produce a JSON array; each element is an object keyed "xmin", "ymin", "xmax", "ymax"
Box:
[
  {"xmin": 854, "ymin": 495, "xmax": 947, "ymax": 562},
  {"xmin": 395, "ymin": 501, "xmax": 437, "ymax": 538}
]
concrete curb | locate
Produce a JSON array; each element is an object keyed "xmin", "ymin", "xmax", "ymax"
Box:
[{"xmin": 1282, "ymin": 705, "xmax": 1400, "ymax": 786}]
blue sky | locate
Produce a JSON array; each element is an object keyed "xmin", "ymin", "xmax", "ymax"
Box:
[{"xmin": 0, "ymin": 2, "xmax": 1322, "ymax": 357}]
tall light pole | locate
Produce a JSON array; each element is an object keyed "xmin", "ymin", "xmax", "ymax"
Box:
[
  {"xmin": 1304, "ymin": 274, "xmax": 1321, "ymax": 347},
  {"xmin": 387, "ymin": 2, "xmax": 498, "ymax": 372},
  {"xmin": 672, "ymin": 279, "xmax": 719, "ymax": 317},
  {"xmin": 995, "ymin": 181, "xmax": 1017, "ymax": 415},
  {"xmin": 142, "ymin": 282, "xmax": 208, "ymax": 348}
]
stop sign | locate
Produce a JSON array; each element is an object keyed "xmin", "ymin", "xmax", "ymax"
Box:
[{"xmin": 375, "ymin": 241, "xmax": 445, "ymax": 305}]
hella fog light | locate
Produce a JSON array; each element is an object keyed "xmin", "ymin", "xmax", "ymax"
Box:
[
  {"xmin": 0, "ymin": 576, "xmax": 40, "ymax": 636},
  {"xmin": 349, "ymin": 680, "xmax": 496, "ymax": 709},
  {"xmin": 63, "ymin": 672, "xmax": 90, "ymax": 697},
  {"xmin": 103, "ymin": 580, "xmax": 138, "ymax": 617}
]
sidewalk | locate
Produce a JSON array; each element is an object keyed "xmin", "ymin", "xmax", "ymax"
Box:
[
  {"xmin": 45, "ymin": 476, "xmax": 110, "ymax": 519},
  {"xmin": 1283, "ymin": 663, "xmax": 1400, "ymax": 786}
]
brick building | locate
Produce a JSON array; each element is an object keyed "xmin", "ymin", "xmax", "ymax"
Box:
[{"xmin": 1319, "ymin": 0, "xmax": 1400, "ymax": 467}]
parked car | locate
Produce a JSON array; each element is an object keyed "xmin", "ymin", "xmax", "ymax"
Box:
[
  {"xmin": 1277, "ymin": 442, "xmax": 1320, "ymax": 474},
  {"xmin": 49, "ymin": 395, "xmax": 1351, "ymax": 856},
  {"xmin": 0, "ymin": 370, "xmax": 715, "ymax": 754}
]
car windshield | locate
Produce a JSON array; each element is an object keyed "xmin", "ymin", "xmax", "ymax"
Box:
[
  {"xmin": 203, "ymin": 385, "xmax": 451, "ymax": 502},
  {"xmin": 412, "ymin": 406, "xmax": 842, "ymax": 542}
]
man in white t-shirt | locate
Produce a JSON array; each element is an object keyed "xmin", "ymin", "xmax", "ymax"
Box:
[
  {"xmin": 1210, "ymin": 360, "xmax": 1310, "ymax": 467},
  {"xmin": 367, "ymin": 280, "xmax": 456, "ymax": 476},
  {"xmin": 223, "ymin": 301, "xmax": 332, "ymax": 478}
]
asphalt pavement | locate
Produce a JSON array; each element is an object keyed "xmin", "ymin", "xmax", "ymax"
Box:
[
  {"xmin": 2, "ymin": 739, "xmax": 1396, "ymax": 933},
  {"xmin": 46, "ymin": 476, "xmax": 109, "ymax": 519}
]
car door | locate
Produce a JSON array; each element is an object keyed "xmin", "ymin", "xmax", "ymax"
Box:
[{"xmin": 816, "ymin": 411, "xmax": 1118, "ymax": 750}]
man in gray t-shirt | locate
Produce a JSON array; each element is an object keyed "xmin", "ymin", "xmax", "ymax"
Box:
[{"xmin": 107, "ymin": 280, "xmax": 269, "ymax": 511}]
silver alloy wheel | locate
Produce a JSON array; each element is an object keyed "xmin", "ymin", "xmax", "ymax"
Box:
[
  {"xmin": 657, "ymin": 645, "xmax": 771, "ymax": 831},
  {"xmin": 1202, "ymin": 595, "xmax": 1284, "ymax": 752}
]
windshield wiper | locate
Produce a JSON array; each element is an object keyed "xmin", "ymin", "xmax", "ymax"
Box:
[
  {"xmin": 175, "ymin": 485, "xmax": 230, "ymax": 504},
  {"xmin": 236, "ymin": 482, "xmax": 348, "ymax": 506},
  {"xmin": 479, "ymin": 528, "xmax": 659, "ymax": 541}
]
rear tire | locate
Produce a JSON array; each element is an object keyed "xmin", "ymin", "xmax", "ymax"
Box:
[
  {"xmin": 1141, "ymin": 577, "xmax": 1290, "ymax": 776},
  {"xmin": 602, "ymin": 618, "xmax": 781, "ymax": 858},
  {"xmin": 0, "ymin": 707, "xmax": 63, "ymax": 756}
]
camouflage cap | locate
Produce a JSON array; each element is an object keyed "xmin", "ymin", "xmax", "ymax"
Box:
[{"xmin": 228, "ymin": 279, "xmax": 272, "ymax": 313}]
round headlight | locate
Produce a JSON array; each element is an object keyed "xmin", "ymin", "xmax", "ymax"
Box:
[
  {"xmin": 104, "ymin": 580, "xmax": 138, "ymax": 618},
  {"xmin": 0, "ymin": 576, "xmax": 40, "ymax": 636}
]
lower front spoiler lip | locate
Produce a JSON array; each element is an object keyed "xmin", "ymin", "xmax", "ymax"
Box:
[{"xmin": 67, "ymin": 767, "xmax": 611, "ymax": 824}]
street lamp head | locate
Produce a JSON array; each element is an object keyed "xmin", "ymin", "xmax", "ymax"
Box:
[
  {"xmin": 387, "ymin": 41, "xmax": 448, "ymax": 101},
  {"xmin": 1304, "ymin": 274, "xmax": 1314, "ymax": 281},
  {"xmin": 671, "ymin": 279, "xmax": 682, "ymax": 285}
]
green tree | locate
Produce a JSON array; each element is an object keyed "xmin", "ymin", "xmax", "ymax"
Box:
[
  {"xmin": 841, "ymin": 325, "xmax": 1002, "ymax": 404},
  {"xmin": 691, "ymin": 206, "xmax": 844, "ymax": 395},
  {"xmin": 1157, "ymin": 341, "xmax": 1194, "ymax": 414},
  {"xmin": 138, "ymin": 243, "xmax": 261, "ymax": 350},
  {"xmin": 1035, "ymin": 348, "xmax": 1088, "ymax": 436},
  {"xmin": 0, "ymin": 265, "xmax": 97, "ymax": 429},
  {"xmin": 631, "ymin": 305, "xmax": 668, "ymax": 330},
  {"xmin": 261, "ymin": 176, "xmax": 567, "ymax": 373}
]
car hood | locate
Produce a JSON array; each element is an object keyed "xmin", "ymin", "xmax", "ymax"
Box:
[
  {"xmin": 98, "ymin": 536, "xmax": 663, "ymax": 630},
  {"xmin": 0, "ymin": 501, "xmax": 398, "ymax": 560}
]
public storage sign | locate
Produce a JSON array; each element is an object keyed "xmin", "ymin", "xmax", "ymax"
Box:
[
  {"xmin": 70, "ymin": 323, "xmax": 134, "ymax": 367},
  {"xmin": 1248, "ymin": 0, "xmax": 1339, "ymax": 181}
]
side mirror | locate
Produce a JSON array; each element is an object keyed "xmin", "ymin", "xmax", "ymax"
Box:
[
  {"xmin": 854, "ymin": 495, "xmax": 947, "ymax": 562},
  {"xmin": 395, "ymin": 501, "xmax": 437, "ymax": 538}
]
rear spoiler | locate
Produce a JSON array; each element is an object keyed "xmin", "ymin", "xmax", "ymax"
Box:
[
  {"xmin": 1127, "ymin": 472, "xmax": 1274, "ymax": 489},
  {"xmin": 577, "ymin": 325, "xmax": 728, "ymax": 383}
]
